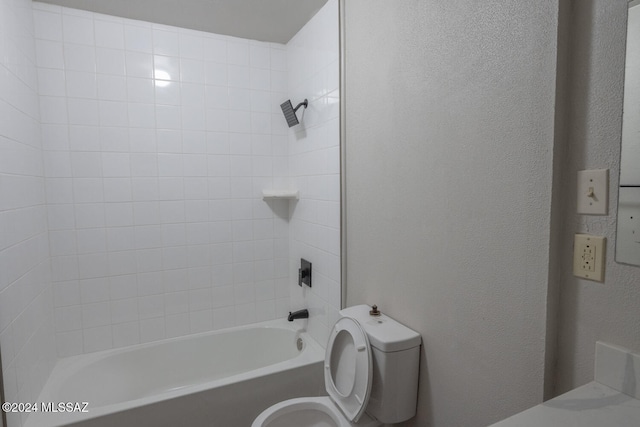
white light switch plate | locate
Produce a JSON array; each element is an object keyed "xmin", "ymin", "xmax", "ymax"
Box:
[
  {"xmin": 573, "ymin": 234, "xmax": 606, "ymax": 282},
  {"xmin": 577, "ymin": 169, "xmax": 609, "ymax": 215}
]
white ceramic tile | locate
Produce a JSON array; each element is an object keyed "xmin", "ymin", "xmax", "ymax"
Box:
[
  {"xmin": 44, "ymin": 151, "xmax": 72, "ymax": 177},
  {"xmin": 75, "ymin": 203, "xmax": 106, "ymax": 228},
  {"xmin": 48, "ymin": 204, "xmax": 76, "ymax": 230},
  {"xmin": 39, "ymin": 96, "xmax": 68, "ymax": 124},
  {"xmin": 132, "ymin": 177, "xmax": 159, "ymax": 201},
  {"xmin": 134, "ymin": 225, "xmax": 162, "ymax": 249},
  {"xmin": 103, "ymin": 177, "xmax": 132, "ymax": 202},
  {"xmin": 96, "ymin": 47, "xmax": 126, "ymax": 75},
  {"xmin": 64, "ymin": 71, "xmax": 96, "ymax": 99},
  {"xmin": 112, "ymin": 321, "xmax": 140, "ymax": 347},
  {"xmin": 68, "ymin": 125, "xmax": 98, "ymax": 152},
  {"xmin": 107, "ymin": 250, "xmax": 136, "ymax": 276},
  {"xmin": 55, "ymin": 306, "xmax": 82, "ymax": 332},
  {"xmin": 83, "ymin": 325, "xmax": 112, "ymax": 352},
  {"xmin": 227, "ymin": 42, "xmax": 249, "ymax": 66},
  {"xmin": 64, "ymin": 44, "xmax": 96, "ymax": 72},
  {"xmin": 37, "ymin": 39, "xmax": 65, "ymax": 69},
  {"xmin": 158, "ymin": 153, "xmax": 183, "ymax": 176},
  {"xmin": 205, "ymin": 85, "xmax": 228, "ymax": 109},
  {"xmin": 138, "ymin": 293, "xmax": 165, "ymax": 320},
  {"xmin": 133, "ymin": 201, "xmax": 160, "ymax": 225},
  {"xmin": 250, "ymin": 68, "xmax": 270, "ymax": 91},
  {"xmin": 153, "ymin": 30, "xmax": 179, "ymax": 56},
  {"xmin": 97, "ymin": 75, "xmax": 127, "ymax": 101},
  {"xmin": 228, "ymin": 87, "xmax": 251, "ymax": 111},
  {"xmin": 62, "ymin": 15, "xmax": 94, "ymax": 45},
  {"xmin": 77, "ymin": 252, "xmax": 109, "ymax": 279},
  {"xmin": 102, "ymin": 152, "xmax": 131, "ymax": 177},
  {"xmin": 42, "ymin": 124, "xmax": 70, "ymax": 151},
  {"xmin": 34, "ymin": 10, "xmax": 63, "ymax": 41},
  {"xmin": 126, "ymin": 51, "xmax": 153, "ymax": 79},
  {"xmin": 156, "ymin": 105, "xmax": 181, "ymax": 129},
  {"xmin": 100, "ymin": 127, "xmax": 130, "ymax": 152},
  {"xmin": 183, "ymin": 154, "xmax": 207, "ymax": 176},
  {"xmin": 38, "ymin": 68, "xmax": 66, "ymax": 96},
  {"xmin": 125, "ymin": 25, "xmax": 153, "ymax": 53},
  {"xmin": 70, "ymin": 152, "xmax": 102, "ymax": 178},
  {"xmin": 180, "ymin": 58, "xmax": 204, "ymax": 83},
  {"xmin": 76, "ymin": 229, "xmax": 107, "ymax": 255},
  {"xmin": 160, "ymin": 223, "xmax": 185, "ymax": 247},
  {"xmin": 229, "ymin": 111, "xmax": 251, "ymax": 133},
  {"xmin": 104, "ymin": 203, "xmax": 134, "ymax": 227},
  {"xmin": 127, "ymin": 77, "xmax": 154, "ymax": 103},
  {"xmin": 153, "ymin": 55, "xmax": 180, "ymax": 82},
  {"xmin": 204, "ymin": 38, "xmax": 227, "ymax": 62},
  {"xmin": 56, "ymin": 330, "xmax": 83, "ymax": 357},
  {"xmin": 99, "ymin": 101, "xmax": 129, "ymax": 127},
  {"xmin": 108, "ymin": 274, "xmax": 137, "ymax": 300},
  {"xmin": 95, "ymin": 20, "xmax": 125, "ymax": 49},
  {"xmin": 205, "ymin": 61, "xmax": 227, "ymax": 86},
  {"xmin": 138, "ymin": 272, "xmax": 164, "ymax": 296},
  {"xmin": 270, "ymin": 48, "xmax": 286, "ymax": 71},
  {"xmin": 128, "ymin": 103, "xmax": 156, "ymax": 128},
  {"xmin": 67, "ymin": 98, "xmax": 99, "ymax": 126},
  {"xmin": 227, "ymin": 65, "xmax": 250, "ymax": 89},
  {"xmin": 189, "ymin": 309, "xmax": 212, "ymax": 333}
]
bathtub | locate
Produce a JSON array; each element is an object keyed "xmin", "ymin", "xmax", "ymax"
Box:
[{"xmin": 25, "ymin": 319, "xmax": 325, "ymax": 427}]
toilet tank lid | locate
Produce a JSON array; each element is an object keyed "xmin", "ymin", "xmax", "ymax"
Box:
[{"xmin": 339, "ymin": 305, "xmax": 422, "ymax": 352}]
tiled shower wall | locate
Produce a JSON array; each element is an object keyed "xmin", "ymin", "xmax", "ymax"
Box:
[
  {"xmin": 33, "ymin": 2, "xmax": 293, "ymax": 356},
  {"xmin": 0, "ymin": 0, "xmax": 56, "ymax": 423},
  {"xmin": 287, "ymin": 0, "xmax": 341, "ymax": 345}
]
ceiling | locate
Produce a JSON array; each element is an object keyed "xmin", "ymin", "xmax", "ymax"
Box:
[{"xmin": 37, "ymin": 0, "xmax": 329, "ymax": 44}]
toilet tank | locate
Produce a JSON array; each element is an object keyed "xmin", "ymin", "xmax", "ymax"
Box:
[{"xmin": 339, "ymin": 305, "xmax": 422, "ymax": 424}]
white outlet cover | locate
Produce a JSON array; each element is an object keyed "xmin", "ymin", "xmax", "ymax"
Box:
[
  {"xmin": 577, "ymin": 169, "xmax": 609, "ymax": 215},
  {"xmin": 573, "ymin": 233, "xmax": 606, "ymax": 282}
]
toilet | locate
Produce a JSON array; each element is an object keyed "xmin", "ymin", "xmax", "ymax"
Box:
[{"xmin": 252, "ymin": 305, "xmax": 422, "ymax": 427}]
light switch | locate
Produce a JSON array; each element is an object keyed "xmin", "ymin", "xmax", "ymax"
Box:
[
  {"xmin": 577, "ymin": 169, "xmax": 609, "ymax": 215},
  {"xmin": 573, "ymin": 234, "xmax": 606, "ymax": 282}
]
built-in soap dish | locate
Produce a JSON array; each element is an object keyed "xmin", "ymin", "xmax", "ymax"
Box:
[{"xmin": 262, "ymin": 190, "xmax": 299, "ymax": 200}]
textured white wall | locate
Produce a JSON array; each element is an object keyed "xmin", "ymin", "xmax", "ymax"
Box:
[
  {"xmin": 0, "ymin": 0, "xmax": 56, "ymax": 425},
  {"xmin": 343, "ymin": 1, "xmax": 559, "ymax": 426},
  {"xmin": 555, "ymin": 0, "xmax": 640, "ymax": 394}
]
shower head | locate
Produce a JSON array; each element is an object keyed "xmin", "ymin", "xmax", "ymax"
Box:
[{"xmin": 280, "ymin": 99, "xmax": 308, "ymax": 127}]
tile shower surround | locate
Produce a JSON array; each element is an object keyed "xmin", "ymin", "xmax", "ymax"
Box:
[
  {"xmin": 0, "ymin": 0, "xmax": 56, "ymax": 422},
  {"xmin": 34, "ymin": 3, "xmax": 294, "ymax": 356},
  {"xmin": 31, "ymin": 0, "xmax": 341, "ymax": 356}
]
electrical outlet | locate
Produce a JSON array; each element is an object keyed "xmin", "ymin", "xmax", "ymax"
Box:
[{"xmin": 573, "ymin": 234, "xmax": 606, "ymax": 282}]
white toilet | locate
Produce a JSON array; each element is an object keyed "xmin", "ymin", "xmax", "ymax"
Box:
[{"xmin": 252, "ymin": 305, "xmax": 422, "ymax": 427}]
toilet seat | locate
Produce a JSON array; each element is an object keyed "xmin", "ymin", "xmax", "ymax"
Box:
[
  {"xmin": 324, "ymin": 317, "xmax": 372, "ymax": 422},
  {"xmin": 251, "ymin": 316, "xmax": 377, "ymax": 427}
]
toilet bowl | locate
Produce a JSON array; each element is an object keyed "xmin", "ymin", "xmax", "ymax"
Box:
[
  {"xmin": 251, "ymin": 397, "xmax": 378, "ymax": 427},
  {"xmin": 252, "ymin": 305, "xmax": 422, "ymax": 427}
]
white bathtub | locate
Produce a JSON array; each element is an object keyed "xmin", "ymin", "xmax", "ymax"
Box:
[{"xmin": 25, "ymin": 319, "xmax": 325, "ymax": 427}]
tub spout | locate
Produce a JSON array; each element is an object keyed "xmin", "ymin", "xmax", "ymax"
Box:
[{"xmin": 288, "ymin": 309, "xmax": 309, "ymax": 321}]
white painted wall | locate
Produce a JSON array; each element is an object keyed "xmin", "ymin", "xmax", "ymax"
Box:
[
  {"xmin": 555, "ymin": 0, "xmax": 640, "ymax": 395},
  {"xmin": 0, "ymin": 0, "xmax": 56, "ymax": 425},
  {"xmin": 286, "ymin": 0, "xmax": 341, "ymax": 346},
  {"xmin": 343, "ymin": 1, "xmax": 559, "ymax": 426}
]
